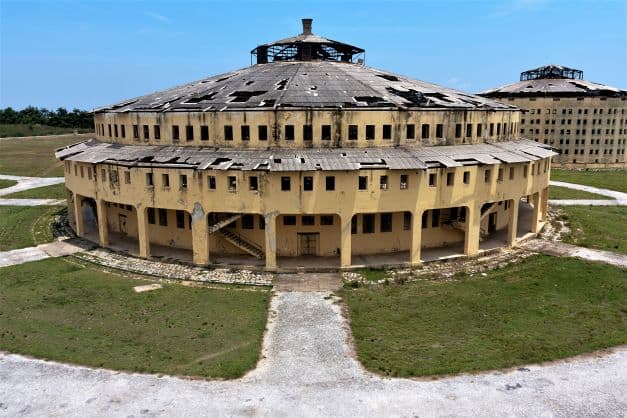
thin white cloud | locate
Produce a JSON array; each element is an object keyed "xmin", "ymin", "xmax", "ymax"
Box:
[{"xmin": 145, "ymin": 11, "xmax": 170, "ymax": 23}]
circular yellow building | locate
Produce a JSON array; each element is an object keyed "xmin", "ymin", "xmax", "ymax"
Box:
[{"xmin": 57, "ymin": 19, "xmax": 555, "ymax": 270}]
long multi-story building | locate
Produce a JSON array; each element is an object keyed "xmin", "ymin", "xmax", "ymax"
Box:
[
  {"xmin": 480, "ymin": 65, "xmax": 627, "ymax": 168},
  {"xmin": 56, "ymin": 19, "xmax": 554, "ymax": 270}
]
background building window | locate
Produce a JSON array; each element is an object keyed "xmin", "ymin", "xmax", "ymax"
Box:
[
  {"xmin": 326, "ymin": 176, "xmax": 335, "ymax": 191},
  {"xmin": 285, "ymin": 125, "xmax": 295, "ymax": 140},
  {"xmin": 348, "ymin": 125, "xmax": 358, "ymax": 140},
  {"xmin": 281, "ymin": 176, "xmax": 291, "ymax": 191},
  {"xmin": 362, "ymin": 214, "xmax": 375, "ymax": 233},
  {"xmin": 380, "ymin": 213, "xmax": 392, "ymax": 232}
]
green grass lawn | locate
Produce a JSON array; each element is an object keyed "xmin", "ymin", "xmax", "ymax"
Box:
[
  {"xmin": 0, "ymin": 133, "xmax": 90, "ymax": 177},
  {"xmin": 0, "ymin": 257, "xmax": 271, "ymax": 378},
  {"xmin": 559, "ymin": 206, "xmax": 627, "ymax": 255},
  {"xmin": 341, "ymin": 255, "xmax": 627, "ymax": 377},
  {"xmin": 0, "ymin": 206, "xmax": 64, "ymax": 250},
  {"xmin": 551, "ymin": 169, "xmax": 627, "ymax": 193},
  {"xmin": 4, "ymin": 182, "xmax": 66, "ymax": 200},
  {"xmin": 0, "ymin": 124, "xmax": 93, "ymax": 138},
  {"xmin": 0, "ymin": 179, "xmax": 17, "ymax": 189},
  {"xmin": 549, "ymin": 186, "xmax": 609, "ymax": 200}
]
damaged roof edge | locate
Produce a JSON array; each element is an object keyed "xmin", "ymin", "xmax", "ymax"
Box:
[{"xmin": 57, "ymin": 139, "xmax": 557, "ymax": 172}]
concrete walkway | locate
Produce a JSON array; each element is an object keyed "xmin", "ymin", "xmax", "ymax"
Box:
[
  {"xmin": 0, "ymin": 174, "xmax": 65, "ymax": 206},
  {"xmin": 521, "ymin": 239, "xmax": 627, "ymax": 269},
  {"xmin": 1, "ymin": 290, "xmax": 625, "ymax": 417},
  {"xmin": 0, "ymin": 239, "xmax": 88, "ymax": 268},
  {"xmin": 549, "ymin": 180, "xmax": 627, "ymax": 206}
]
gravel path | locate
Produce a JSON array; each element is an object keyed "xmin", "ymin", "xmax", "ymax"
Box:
[
  {"xmin": 1, "ymin": 291, "xmax": 625, "ymax": 417},
  {"xmin": 549, "ymin": 180, "xmax": 627, "ymax": 206}
]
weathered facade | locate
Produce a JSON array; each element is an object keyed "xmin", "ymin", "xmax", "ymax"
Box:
[
  {"xmin": 480, "ymin": 65, "xmax": 627, "ymax": 168},
  {"xmin": 57, "ymin": 19, "xmax": 554, "ymax": 270}
]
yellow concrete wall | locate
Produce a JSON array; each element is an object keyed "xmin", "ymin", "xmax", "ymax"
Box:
[
  {"xmin": 93, "ymin": 108, "xmax": 520, "ymax": 148},
  {"xmin": 501, "ymin": 96, "xmax": 627, "ymax": 167}
]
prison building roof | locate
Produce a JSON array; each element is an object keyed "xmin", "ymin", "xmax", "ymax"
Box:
[
  {"xmin": 56, "ymin": 139, "xmax": 556, "ymax": 172},
  {"xmin": 480, "ymin": 64, "xmax": 627, "ymax": 99}
]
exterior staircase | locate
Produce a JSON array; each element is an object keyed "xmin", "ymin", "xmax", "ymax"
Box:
[
  {"xmin": 208, "ymin": 214, "xmax": 242, "ymax": 233},
  {"xmin": 218, "ymin": 229, "xmax": 264, "ymax": 259},
  {"xmin": 480, "ymin": 202, "xmax": 497, "ymax": 221}
]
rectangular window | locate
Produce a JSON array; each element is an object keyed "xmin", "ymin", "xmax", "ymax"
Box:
[
  {"xmin": 365, "ymin": 125, "xmax": 375, "ymax": 140},
  {"xmin": 108, "ymin": 124, "xmax": 112, "ymax": 137},
  {"xmin": 259, "ymin": 215, "xmax": 265, "ymax": 230},
  {"xmin": 455, "ymin": 123, "xmax": 462, "ymax": 138},
  {"xmin": 141, "ymin": 125, "xmax": 148, "ymax": 140},
  {"xmin": 380, "ymin": 213, "xmax": 392, "ymax": 232},
  {"xmin": 321, "ymin": 125, "xmax": 331, "ymax": 141},
  {"xmin": 162, "ymin": 173, "xmax": 170, "ymax": 188},
  {"xmin": 403, "ymin": 212, "xmax": 411, "ymax": 230},
  {"xmin": 258, "ymin": 125, "xmax": 268, "ymax": 141},
  {"xmin": 421, "ymin": 124, "xmax": 430, "ymax": 139},
  {"xmin": 436, "ymin": 124, "xmax": 443, "ymax": 138},
  {"xmin": 121, "ymin": 125, "xmax": 126, "ymax": 138},
  {"xmin": 382, "ymin": 124, "xmax": 392, "ymax": 140},
  {"xmin": 422, "ymin": 211, "xmax": 428, "ymax": 228},
  {"xmin": 463, "ymin": 171, "xmax": 470, "ymax": 184},
  {"xmin": 158, "ymin": 208, "xmax": 168, "ymax": 226},
  {"xmin": 304, "ymin": 176, "xmax": 313, "ymax": 191},
  {"xmin": 351, "ymin": 216, "xmax": 357, "ymax": 234},
  {"xmin": 147, "ymin": 207, "xmax": 155, "ymax": 225},
  {"xmin": 428, "ymin": 173, "xmax": 437, "ymax": 187},
  {"xmin": 489, "ymin": 123, "xmax": 495, "ymax": 136},
  {"xmin": 303, "ymin": 125, "xmax": 313, "ymax": 141},
  {"xmin": 321, "ymin": 215, "xmax": 334, "ymax": 226},
  {"xmin": 154, "ymin": 125, "xmax": 160, "ymax": 140},
  {"xmin": 362, "ymin": 214, "xmax": 375, "ymax": 234},
  {"xmin": 101, "ymin": 169, "xmax": 106, "ymax": 182},
  {"xmin": 326, "ymin": 176, "xmax": 335, "ymax": 191},
  {"xmin": 249, "ymin": 176, "xmax": 258, "ymax": 191},
  {"xmin": 87, "ymin": 168, "xmax": 92, "ymax": 180},
  {"xmin": 485, "ymin": 169, "xmax": 491, "ymax": 183},
  {"xmin": 358, "ymin": 176, "xmax": 368, "ymax": 190},
  {"xmin": 200, "ymin": 125, "xmax": 209, "ymax": 141},
  {"xmin": 80, "ymin": 166, "xmax": 84, "ymax": 178},
  {"xmin": 241, "ymin": 125, "xmax": 250, "ymax": 141},
  {"xmin": 172, "ymin": 125, "xmax": 180, "ymax": 141},
  {"xmin": 176, "ymin": 210, "xmax": 185, "ymax": 229},
  {"xmin": 186, "ymin": 125, "xmax": 194, "ymax": 141},
  {"xmin": 283, "ymin": 215, "xmax": 296, "ymax": 226},
  {"xmin": 114, "ymin": 124, "xmax": 118, "ymax": 138},
  {"xmin": 242, "ymin": 214, "xmax": 254, "ymax": 229},
  {"xmin": 224, "ymin": 125, "xmax": 233, "ymax": 141},
  {"xmin": 227, "ymin": 176, "xmax": 237, "ymax": 191},
  {"xmin": 281, "ymin": 176, "xmax": 291, "ymax": 191},
  {"xmin": 379, "ymin": 175, "xmax": 388, "ymax": 190},
  {"xmin": 446, "ymin": 172, "xmax": 454, "ymax": 186},
  {"xmin": 431, "ymin": 209, "xmax": 440, "ymax": 228},
  {"xmin": 466, "ymin": 123, "xmax": 472, "ymax": 137},
  {"xmin": 285, "ymin": 125, "xmax": 294, "ymax": 140},
  {"xmin": 400, "ymin": 174, "xmax": 408, "ymax": 189},
  {"xmin": 180, "ymin": 174, "xmax": 187, "ymax": 189},
  {"xmin": 509, "ymin": 167, "xmax": 515, "ymax": 180},
  {"xmin": 133, "ymin": 124, "xmax": 139, "ymax": 139},
  {"xmin": 497, "ymin": 123, "xmax": 501, "ymax": 136},
  {"xmin": 146, "ymin": 172, "xmax": 154, "ymax": 187},
  {"xmin": 407, "ymin": 124, "xmax": 415, "ymax": 139},
  {"xmin": 348, "ymin": 125, "xmax": 358, "ymax": 140},
  {"xmin": 477, "ymin": 124, "xmax": 482, "ymax": 137},
  {"xmin": 302, "ymin": 215, "xmax": 315, "ymax": 226},
  {"xmin": 208, "ymin": 175, "xmax": 216, "ymax": 190},
  {"xmin": 497, "ymin": 168, "xmax": 504, "ymax": 182}
]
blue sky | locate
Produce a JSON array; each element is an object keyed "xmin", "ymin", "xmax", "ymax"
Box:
[{"xmin": 1, "ymin": 0, "xmax": 625, "ymax": 110}]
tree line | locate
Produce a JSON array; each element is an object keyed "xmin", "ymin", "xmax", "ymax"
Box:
[{"xmin": 0, "ymin": 106, "xmax": 94, "ymax": 129}]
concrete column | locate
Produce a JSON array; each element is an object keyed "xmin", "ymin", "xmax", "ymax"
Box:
[
  {"xmin": 191, "ymin": 206, "xmax": 209, "ymax": 266},
  {"xmin": 530, "ymin": 192, "xmax": 541, "ymax": 233},
  {"xmin": 340, "ymin": 214, "xmax": 352, "ymax": 268},
  {"xmin": 96, "ymin": 199, "xmax": 109, "ymax": 246},
  {"xmin": 507, "ymin": 198, "xmax": 519, "ymax": 247},
  {"xmin": 410, "ymin": 210, "xmax": 422, "ymax": 265},
  {"xmin": 73, "ymin": 194, "xmax": 84, "ymax": 237},
  {"xmin": 136, "ymin": 206, "xmax": 151, "ymax": 258},
  {"xmin": 541, "ymin": 187, "xmax": 549, "ymax": 222},
  {"xmin": 464, "ymin": 204, "xmax": 481, "ymax": 256},
  {"xmin": 264, "ymin": 213, "xmax": 277, "ymax": 271}
]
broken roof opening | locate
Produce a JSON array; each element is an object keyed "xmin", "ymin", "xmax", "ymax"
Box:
[{"xmin": 229, "ymin": 91, "xmax": 267, "ymax": 102}]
